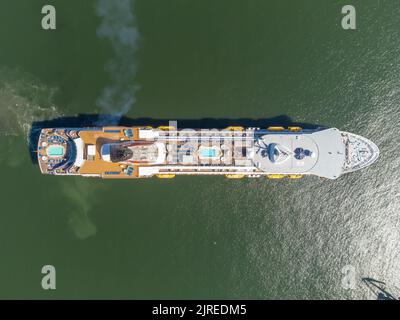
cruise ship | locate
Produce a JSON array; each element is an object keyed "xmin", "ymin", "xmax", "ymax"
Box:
[{"xmin": 36, "ymin": 126, "xmax": 379, "ymax": 179}]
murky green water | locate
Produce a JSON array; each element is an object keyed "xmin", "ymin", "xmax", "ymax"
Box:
[{"xmin": 0, "ymin": 0, "xmax": 399, "ymax": 299}]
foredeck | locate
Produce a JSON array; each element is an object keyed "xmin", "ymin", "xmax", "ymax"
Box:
[{"xmin": 252, "ymin": 128, "xmax": 345, "ymax": 179}]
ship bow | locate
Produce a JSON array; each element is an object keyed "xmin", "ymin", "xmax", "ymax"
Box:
[{"xmin": 342, "ymin": 132, "xmax": 379, "ymax": 173}]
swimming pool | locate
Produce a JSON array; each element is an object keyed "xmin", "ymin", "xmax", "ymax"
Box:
[
  {"xmin": 47, "ymin": 145, "xmax": 65, "ymax": 157},
  {"xmin": 200, "ymin": 148, "xmax": 217, "ymax": 158}
]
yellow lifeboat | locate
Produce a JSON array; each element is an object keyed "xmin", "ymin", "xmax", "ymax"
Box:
[
  {"xmin": 158, "ymin": 126, "xmax": 176, "ymax": 131},
  {"xmin": 156, "ymin": 174, "xmax": 176, "ymax": 179},
  {"xmin": 267, "ymin": 126, "xmax": 285, "ymax": 131},
  {"xmin": 267, "ymin": 174, "xmax": 286, "ymax": 179},
  {"xmin": 225, "ymin": 126, "xmax": 244, "ymax": 131},
  {"xmin": 288, "ymin": 174, "xmax": 303, "ymax": 179},
  {"xmin": 288, "ymin": 126, "xmax": 302, "ymax": 132},
  {"xmin": 225, "ymin": 174, "xmax": 245, "ymax": 179}
]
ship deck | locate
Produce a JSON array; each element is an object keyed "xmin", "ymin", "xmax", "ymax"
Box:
[
  {"xmin": 78, "ymin": 128, "xmax": 140, "ymax": 178},
  {"xmin": 37, "ymin": 126, "xmax": 377, "ymax": 180}
]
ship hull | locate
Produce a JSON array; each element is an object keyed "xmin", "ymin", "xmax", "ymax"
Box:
[{"xmin": 36, "ymin": 126, "xmax": 379, "ymax": 179}]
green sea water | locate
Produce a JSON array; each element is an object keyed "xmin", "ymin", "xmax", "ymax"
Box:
[{"xmin": 0, "ymin": 0, "xmax": 399, "ymax": 299}]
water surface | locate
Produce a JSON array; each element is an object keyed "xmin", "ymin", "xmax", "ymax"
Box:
[{"xmin": 0, "ymin": 0, "xmax": 399, "ymax": 299}]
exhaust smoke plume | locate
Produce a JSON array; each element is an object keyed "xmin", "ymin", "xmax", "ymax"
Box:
[{"xmin": 95, "ymin": 0, "xmax": 140, "ymax": 123}]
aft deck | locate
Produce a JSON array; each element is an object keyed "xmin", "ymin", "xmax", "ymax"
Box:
[{"xmin": 79, "ymin": 128, "xmax": 140, "ymax": 178}]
